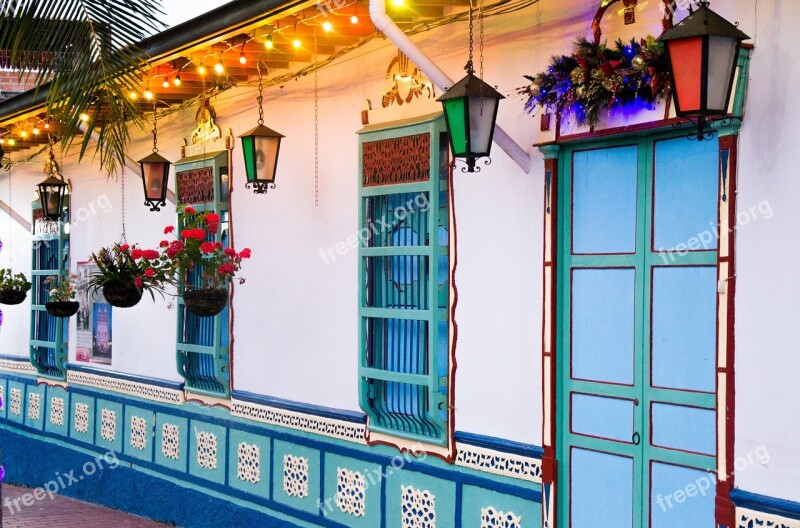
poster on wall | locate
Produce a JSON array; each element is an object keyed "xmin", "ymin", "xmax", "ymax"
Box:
[{"xmin": 75, "ymin": 261, "xmax": 112, "ymax": 364}]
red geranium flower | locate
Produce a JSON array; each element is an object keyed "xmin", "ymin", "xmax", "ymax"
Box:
[
  {"xmin": 200, "ymin": 242, "xmax": 216, "ymax": 254},
  {"xmin": 215, "ymin": 242, "xmax": 224, "ymax": 249},
  {"xmin": 142, "ymin": 249, "xmax": 160, "ymax": 260},
  {"xmin": 164, "ymin": 226, "xmax": 175, "ymax": 234},
  {"xmin": 130, "ymin": 249, "xmax": 143, "ymax": 260},
  {"xmin": 134, "ymin": 275, "xmax": 143, "ymax": 289},
  {"xmin": 224, "ymin": 248, "xmax": 237, "ymax": 257},
  {"xmin": 181, "ymin": 229, "xmax": 193, "ymax": 239},
  {"xmin": 205, "ymin": 213, "xmax": 220, "ymax": 223},
  {"xmin": 120, "ymin": 244, "xmax": 130, "ymax": 252},
  {"xmin": 159, "ymin": 240, "xmax": 169, "ymax": 248},
  {"xmin": 238, "ymin": 248, "xmax": 252, "ymax": 259},
  {"xmin": 144, "ymin": 268, "xmax": 155, "ymax": 277},
  {"xmin": 166, "ymin": 240, "xmax": 184, "ymax": 258},
  {"xmin": 218, "ymin": 262, "xmax": 237, "ymax": 275},
  {"xmin": 188, "ymin": 228, "xmax": 206, "ymax": 240},
  {"xmin": 184, "ymin": 206, "xmax": 196, "ymax": 214}
]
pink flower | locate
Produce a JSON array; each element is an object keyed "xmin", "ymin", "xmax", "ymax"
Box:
[
  {"xmin": 120, "ymin": 244, "xmax": 130, "ymax": 252},
  {"xmin": 164, "ymin": 226, "xmax": 175, "ymax": 234},
  {"xmin": 144, "ymin": 268, "xmax": 155, "ymax": 277},
  {"xmin": 130, "ymin": 249, "xmax": 143, "ymax": 260},
  {"xmin": 184, "ymin": 206, "xmax": 196, "ymax": 215},
  {"xmin": 238, "ymin": 248, "xmax": 252, "ymax": 259},
  {"xmin": 200, "ymin": 242, "xmax": 216, "ymax": 254}
]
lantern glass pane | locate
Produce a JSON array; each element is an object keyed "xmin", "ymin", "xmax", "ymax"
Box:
[
  {"xmin": 467, "ymin": 96, "xmax": 498, "ymax": 156},
  {"xmin": 442, "ymin": 98, "xmax": 467, "ymax": 156},
  {"xmin": 706, "ymin": 36, "xmax": 738, "ymax": 113},
  {"xmin": 254, "ymin": 136, "xmax": 279, "ymax": 183},
  {"xmin": 667, "ymin": 37, "xmax": 704, "ymax": 115},
  {"xmin": 143, "ymin": 163, "xmax": 166, "ymax": 200},
  {"xmin": 241, "ymin": 136, "xmax": 257, "ymax": 183}
]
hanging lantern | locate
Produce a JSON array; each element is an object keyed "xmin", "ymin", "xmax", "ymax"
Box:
[
  {"xmin": 37, "ymin": 176, "xmax": 68, "ymax": 222},
  {"xmin": 437, "ymin": 4, "xmax": 504, "ymax": 172},
  {"xmin": 138, "ymin": 107, "xmax": 171, "ymax": 211},
  {"xmin": 438, "ymin": 71, "xmax": 504, "ymax": 172},
  {"xmin": 37, "ymin": 144, "xmax": 68, "ymax": 222},
  {"xmin": 239, "ymin": 61, "xmax": 284, "ymax": 194},
  {"xmin": 658, "ymin": 0, "xmax": 749, "ymax": 136}
]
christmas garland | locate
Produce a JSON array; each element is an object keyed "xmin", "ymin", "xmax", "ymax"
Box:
[{"xmin": 523, "ymin": 36, "xmax": 671, "ymax": 127}]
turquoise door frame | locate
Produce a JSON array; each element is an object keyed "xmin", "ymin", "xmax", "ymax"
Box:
[{"xmin": 555, "ymin": 132, "xmax": 720, "ymax": 527}]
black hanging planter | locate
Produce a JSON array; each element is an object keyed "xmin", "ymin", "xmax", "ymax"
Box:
[
  {"xmin": 0, "ymin": 289, "xmax": 28, "ymax": 305},
  {"xmin": 102, "ymin": 281, "xmax": 143, "ymax": 308},
  {"xmin": 45, "ymin": 301, "xmax": 80, "ymax": 318},
  {"xmin": 183, "ymin": 289, "xmax": 228, "ymax": 317}
]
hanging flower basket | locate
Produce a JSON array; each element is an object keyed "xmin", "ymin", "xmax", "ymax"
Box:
[
  {"xmin": 45, "ymin": 301, "xmax": 80, "ymax": 318},
  {"xmin": 102, "ymin": 280, "xmax": 143, "ymax": 308},
  {"xmin": 0, "ymin": 289, "xmax": 28, "ymax": 305},
  {"xmin": 183, "ymin": 288, "xmax": 228, "ymax": 317}
]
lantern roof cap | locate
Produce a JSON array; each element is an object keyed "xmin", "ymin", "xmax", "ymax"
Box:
[
  {"xmin": 138, "ymin": 151, "xmax": 172, "ymax": 164},
  {"xmin": 37, "ymin": 175, "xmax": 67, "ymax": 186},
  {"xmin": 658, "ymin": 5, "xmax": 749, "ymax": 42},
  {"xmin": 239, "ymin": 123, "xmax": 284, "ymax": 139},
  {"xmin": 437, "ymin": 72, "xmax": 505, "ymax": 102}
]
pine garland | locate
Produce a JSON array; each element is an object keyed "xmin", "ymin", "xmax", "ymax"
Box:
[{"xmin": 523, "ymin": 36, "xmax": 671, "ymax": 127}]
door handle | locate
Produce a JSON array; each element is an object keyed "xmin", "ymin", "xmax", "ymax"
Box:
[{"xmin": 632, "ymin": 432, "xmax": 641, "ymax": 445}]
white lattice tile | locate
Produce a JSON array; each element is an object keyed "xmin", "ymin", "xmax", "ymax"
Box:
[
  {"xmin": 455, "ymin": 442, "xmax": 542, "ymax": 483},
  {"xmin": 737, "ymin": 507, "xmax": 800, "ymax": 528},
  {"xmin": 481, "ymin": 506, "xmax": 522, "ymax": 528},
  {"xmin": 9, "ymin": 388, "xmax": 21, "ymax": 416},
  {"xmin": 161, "ymin": 423, "xmax": 180, "ymax": 460},
  {"xmin": 75, "ymin": 402, "xmax": 90, "ymax": 433},
  {"xmin": 27, "ymin": 392, "xmax": 41, "ymax": 420},
  {"xmin": 67, "ymin": 371, "xmax": 184, "ymax": 404},
  {"xmin": 283, "ymin": 454, "xmax": 309, "ymax": 498},
  {"xmin": 130, "ymin": 416, "xmax": 148, "ymax": 450},
  {"xmin": 100, "ymin": 408, "xmax": 116, "ymax": 442},
  {"xmin": 50, "ymin": 397, "xmax": 64, "ymax": 426},
  {"xmin": 237, "ymin": 442, "xmax": 260, "ymax": 484},
  {"xmin": 336, "ymin": 467, "xmax": 366, "ymax": 517},
  {"xmin": 401, "ymin": 485, "xmax": 436, "ymax": 528},
  {"xmin": 196, "ymin": 430, "xmax": 218, "ymax": 470}
]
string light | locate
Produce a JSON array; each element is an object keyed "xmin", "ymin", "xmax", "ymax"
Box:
[
  {"xmin": 323, "ymin": 21, "xmax": 333, "ymax": 32},
  {"xmin": 293, "ymin": 24, "xmax": 301, "ymax": 48},
  {"xmin": 198, "ymin": 62, "xmax": 207, "ymax": 75},
  {"xmin": 350, "ymin": 14, "xmax": 359, "ymax": 24},
  {"xmin": 129, "ymin": 90, "xmax": 138, "ymax": 100},
  {"xmin": 391, "ymin": 0, "xmax": 404, "ymax": 6},
  {"xmin": 265, "ymin": 34, "xmax": 274, "ymax": 49},
  {"xmin": 0, "ymin": 138, "xmax": 4, "ymax": 144},
  {"xmin": 44, "ymin": 123, "xmax": 50, "ymax": 130},
  {"xmin": 214, "ymin": 53, "xmax": 224, "ymax": 74},
  {"xmin": 7, "ymin": 138, "xmax": 14, "ymax": 146},
  {"xmin": 174, "ymin": 74, "xmax": 182, "ymax": 86},
  {"xmin": 79, "ymin": 113, "xmax": 89, "ymax": 122},
  {"xmin": 239, "ymin": 43, "xmax": 247, "ymax": 64},
  {"xmin": 20, "ymin": 130, "xmax": 27, "ymax": 138},
  {"xmin": 162, "ymin": 78, "xmax": 170, "ymax": 88},
  {"xmin": 143, "ymin": 87, "xmax": 154, "ymax": 100},
  {"xmin": 32, "ymin": 127, "xmax": 40, "ymax": 135}
]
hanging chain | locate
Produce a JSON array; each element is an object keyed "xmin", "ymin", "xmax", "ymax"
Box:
[
  {"xmin": 121, "ymin": 168, "xmax": 127, "ymax": 243},
  {"xmin": 314, "ymin": 31, "xmax": 319, "ymax": 207},
  {"xmin": 478, "ymin": 0, "xmax": 485, "ymax": 115},
  {"xmin": 257, "ymin": 61, "xmax": 265, "ymax": 125},
  {"xmin": 152, "ymin": 103, "xmax": 159, "ymax": 153},
  {"xmin": 7, "ymin": 163, "xmax": 12, "ymax": 271},
  {"xmin": 467, "ymin": 1, "xmax": 474, "ymax": 73}
]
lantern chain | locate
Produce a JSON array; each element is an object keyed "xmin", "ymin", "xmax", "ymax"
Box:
[
  {"xmin": 314, "ymin": 31, "xmax": 319, "ymax": 207},
  {"xmin": 152, "ymin": 104, "xmax": 159, "ymax": 153},
  {"xmin": 479, "ymin": 0, "xmax": 485, "ymax": 115},
  {"xmin": 257, "ymin": 61, "xmax": 265, "ymax": 125},
  {"xmin": 467, "ymin": 2, "xmax": 474, "ymax": 74}
]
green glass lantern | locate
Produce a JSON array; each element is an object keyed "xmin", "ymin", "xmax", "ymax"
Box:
[
  {"xmin": 239, "ymin": 62, "xmax": 284, "ymax": 194},
  {"xmin": 438, "ymin": 70, "xmax": 504, "ymax": 172}
]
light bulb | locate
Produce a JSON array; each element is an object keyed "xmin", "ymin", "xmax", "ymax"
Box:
[
  {"xmin": 0, "ymin": 138, "xmax": 5, "ymax": 144},
  {"xmin": 32, "ymin": 127, "xmax": 40, "ymax": 135},
  {"xmin": 350, "ymin": 14, "xmax": 359, "ymax": 24},
  {"xmin": 391, "ymin": 0, "xmax": 404, "ymax": 6},
  {"xmin": 7, "ymin": 138, "xmax": 14, "ymax": 145},
  {"xmin": 163, "ymin": 78, "xmax": 170, "ymax": 88},
  {"xmin": 265, "ymin": 35, "xmax": 274, "ymax": 49},
  {"xmin": 198, "ymin": 64, "xmax": 206, "ymax": 75},
  {"xmin": 323, "ymin": 21, "xmax": 333, "ymax": 32},
  {"xmin": 129, "ymin": 91, "xmax": 138, "ymax": 100},
  {"xmin": 174, "ymin": 74, "xmax": 182, "ymax": 86},
  {"xmin": 293, "ymin": 38, "xmax": 301, "ymax": 49},
  {"xmin": 80, "ymin": 113, "xmax": 89, "ymax": 122},
  {"xmin": 143, "ymin": 89, "xmax": 153, "ymax": 100},
  {"xmin": 214, "ymin": 60, "xmax": 224, "ymax": 74},
  {"xmin": 239, "ymin": 52, "xmax": 247, "ymax": 64},
  {"xmin": 20, "ymin": 130, "xmax": 27, "ymax": 138},
  {"xmin": 44, "ymin": 123, "xmax": 50, "ymax": 129}
]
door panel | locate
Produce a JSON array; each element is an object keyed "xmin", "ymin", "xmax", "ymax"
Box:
[
  {"xmin": 571, "ymin": 448, "xmax": 635, "ymax": 528},
  {"xmin": 651, "ymin": 266, "xmax": 717, "ymax": 393},
  {"xmin": 571, "ymin": 268, "xmax": 636, "ymax": 385},
  {"xmin": 571, "ymin": 393, "xmax": 635, "ymax": 443},
  {"xmin": 651, "ymin": 403, "xmax": 716, "ymax": 456},
  {"xmin": 650, "ymin": 462, "xmax": 716, "ymax": 528},
  {"xmin": 572, "ymin": 146, "xmax": 639, "ymax": 254}
]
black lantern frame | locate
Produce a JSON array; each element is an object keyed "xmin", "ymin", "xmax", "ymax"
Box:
[
  {"xmin": 658, "ymin": 0, "xmax": 749, "ymax": 140},
  {"xmin": 37, "ymin": 175, "xmax": 68, "ymax": 222},
  {"xmin": 239, "ymin": 61, "xmax": 284, "ymax": 194},
  {"xmin": 138, "ymin": 107, "xmax": 171, "ymax": 211}
]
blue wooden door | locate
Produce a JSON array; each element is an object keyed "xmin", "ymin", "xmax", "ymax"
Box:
[{"xmin": 558, "ymin": 135, "xmax": 719, "ymax": 527}]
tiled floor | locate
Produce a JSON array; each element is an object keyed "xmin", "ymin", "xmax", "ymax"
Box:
[{"xmin": 1, "ymin": 484, "xmax": 168, "ymax": 527}]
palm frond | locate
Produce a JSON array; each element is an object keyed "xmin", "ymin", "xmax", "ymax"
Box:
[{"xmin": 0, "ymin": 0, "xmax": 166, "ymax": 175}]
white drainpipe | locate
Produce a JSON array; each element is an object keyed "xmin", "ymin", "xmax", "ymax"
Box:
[{"xmin": 369, "ymin": 0, "xmax": 532, "ymax": 174}]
